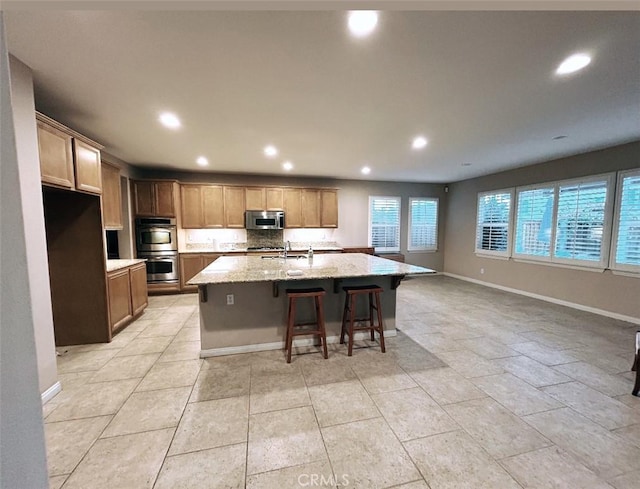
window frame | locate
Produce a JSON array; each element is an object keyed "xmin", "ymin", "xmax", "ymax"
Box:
[
  {"xmin": 368, "ymin": 195, "xmax": 401, "ymax": 253},
  {"xmin": 512, "ymin": 183, "xmax": 556, "ymax": 263},
  {"xmin": 407, "ymin": 197, "xmax": 439, "ymax": 252},
  {"xmin": 610, "ymin": 168, "xmax": 640, "ymax": 274},
  {"xmin": 474, "ymin": 188, "xmax": 514, "ymax": 258}
]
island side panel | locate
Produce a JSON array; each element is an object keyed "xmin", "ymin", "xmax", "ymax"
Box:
[{"xmin": 198, "ymin": 276, "xmax": 398, "ymax": 356}]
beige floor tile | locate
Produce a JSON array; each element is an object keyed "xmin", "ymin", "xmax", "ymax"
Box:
[
  {"xmin": 501, "ymin": 446, "xmax": 614, "ymax": 489},
  {"xmin": 137, "ymin": 321, "xmax": 185, "ymax": 338},
  {"xmin": 88, "ymin": 353, "xmax": 160, "ymax": 383},
  {"xmin": 436, "ymin": 349, "xmax": 505, "ymax": 378},
  {"xmin": 46, "ymin": 371, "xmax": 94, "ymax": 407},
  {"xmin": 190, "ymin": 364, "xmax": 251, "ymax": 402},
  {"xmin": 444, "ymin": 397, "xmax": 551, "ymax": 459},
  {"xmin": 352, "ymin": 361, "xmax": 417, "ymax": 395},
  {"xmin": 411, "ymin": 333, "xmax": 467, "ymax": 353},
  {"xmin": 542, "ymin": 381, "xmax": 640, "ymax": 430},
  {"xmin": 56, "ymin": 349, "xmax": 120, "ymax": 373},
  {"xmin": 523, "ymin": 407, "xmax": 640, "ymax": 480},
  {"xmin": 49, "ymin": 475, "xmax": 68, "ymax": 489},
  {"xmin": 371, "ymin": 387, "xmax": 459, "ymax": 441},
  {"xmin": 322, "ymin": 418, "xmax": 421, "ymax": 488},
  {"xmin": 172, "ymin": 326, "xmax": 200, "ymax": 343},
  {"xmin": 116, "ymin": 336, "xmax": 173, "ymax": 357},
  {"xmin": 248, "ymin": 406, "xmax": 325, "ymax": 476},
  {"xmin": 45, "ymin": 416, "xmax": 112, "ymax": 475},
  {"xmin": 459, "ymin": 337, "xmax": 519, "ymax": 359},
  {"xmin": 494, "ymin": 355, "xmax": 572, "ymax": 387},
  {"xmin": 404, "ymin": 430, "xmax": 520, "ymax": 489},
  {"xmin": 389, "ymin": 345, "xmax": 447, "ymax": 373},
  {"xmin": 64, "ymin": 331, "xmax": 140, "ymax": 352},
  {"xmin": 472, "ymin": 373, "xmax": 564, "ymax": 416},
  {"xmin": 62, "ymin": 428, "xmax": 173, "ymax": 489},
  {"xmin": 250, "ymin": 370, "xmax": 311, "ymax": 414},
  {"xmin": 246, "ymin": 459, "xmax": 334, "ymax": 488},
  {"xmin": 155, "ymin": 443, "xmax": 246, "ymax": 489},
  {"xmin": 553, "ymin": 362, "xmax": 633, "ymax": 397},
  {"xmin": 571, "ymin": 347, "xmax": 633, "ymax": 374},
  {"xmin": 510, "ymin": 341, "xmax": 579, "ymax": 365},
  {"xmin": 135, "ymin": 359, "xmax": 201, "ymax": 391},
  {"xmin": 169, "ymin": 396, "xmax": 249, "ymax": 455},
  {"xmin": 614, "ymin": 394, "xmax": 640, "ymax": 410},
  {"xmin": 612, "ymin": 423, "xmax": 640, "ymax": 448},
  {"xmin": 157, "ymin": 340, "xmax": 201, "ymax": 363},
  {"xmin": 410, "ymin": 367, "xmax": 486, "ymax": 405},
  {"xmin": 309, "ymin": 380, "xmax": 380, "ymax": 427},
  {"xmin": 609, "ymin": 470, "xmax": 640, "ymax": 489},
  {"xmin": 300, "ymin": 357, "xmax": 358, "ymax": 386},
  {"xmin": 46, "ymin": 379, "xmax": 139, "ymax": 422},
  {"xmin": 101, "ymin": 387, "xmax": 190, "ymax": 437},
  {"xmin": 390, "ymin": 481, "xmax": 430, "ymax": 489}
]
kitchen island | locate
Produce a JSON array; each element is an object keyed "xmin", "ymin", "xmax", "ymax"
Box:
[{"xmin": 188, "ymin": 253, "xmax": 435, "ymax": 357}]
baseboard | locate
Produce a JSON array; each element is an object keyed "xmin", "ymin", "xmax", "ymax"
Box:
[
  {"xmin": 41, "ymin": 381, "xmax": 61, "ymax": 404},
  {"xmin": 200, "ymin": 330, "xmax": 397, "ymax": 358},
  {"xmin": 443, "ymin": 272, "xmax": 640, "ymax": 325}
]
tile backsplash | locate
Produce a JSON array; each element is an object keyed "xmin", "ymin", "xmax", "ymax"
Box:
[{"xmin": 180, "ymin": 227, "xmax": 336, "ymax": 251}]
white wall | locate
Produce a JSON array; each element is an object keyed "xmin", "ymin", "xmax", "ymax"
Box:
[{"xmin": 0, "ymin": 15, "xmax": 49, "ymax": 487}]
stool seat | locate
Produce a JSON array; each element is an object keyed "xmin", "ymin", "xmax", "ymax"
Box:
[
  {"xmin": 340, "ymin": 284, "xmax": 386, "ymax": 356},
  {"xmin": 285, "ymin": 287, "xmax": 328, "ymax": 363}
]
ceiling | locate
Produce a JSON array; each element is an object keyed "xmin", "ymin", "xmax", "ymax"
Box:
[{"xmin": 4, "ymin": 8, "xmax": 640, "ymax": 183}]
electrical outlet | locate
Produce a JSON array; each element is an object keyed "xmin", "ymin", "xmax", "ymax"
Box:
[
  {"xmin": 480, "ymin": 268, "xmax": 485, "ymax": 274},
  {"xmin": 226, "ymin": 294, "xmax": 234, "ymax": 305}
]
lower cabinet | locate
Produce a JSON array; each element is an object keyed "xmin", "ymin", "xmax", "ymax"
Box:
[
  {"xmin": 107, "ymin": 262, "xmax": 148, "ymax": 333},
  {"xmin": 180, "ymin": 253, "xmax": 222, "ymax": 292}
]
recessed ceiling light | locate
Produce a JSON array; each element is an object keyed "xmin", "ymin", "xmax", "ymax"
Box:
[
  {"xmin": 264, "ymin": 145, "xmax": 278, "ymax": 158},
  {"xmin": 282, "ymin": 161, "xmax": 293, "ymax": 171},
  {"xmin": 412, "ymin": 136, "xmax": 428, "ymax": 150},
  {"xmin": 552, "ymin": 135, "xmax": 568, "ymax": 140},
  {"xmin": 361, "ymin": 166, "xmax": 371, "ymax": 175},
  {"xmin": 196, "ymin": 156, "xmax": 209, "ymax": 166},
  {"xmin": 348, "ymin": 11, "xmax": 379, "ymax": 38},
  {"xmin": 556, "ymin": 53, "xmax": 591, "ymax": 75},
  {"xmin": 159, "ymin": 112, "xmax": 181, "ymax": 129}
]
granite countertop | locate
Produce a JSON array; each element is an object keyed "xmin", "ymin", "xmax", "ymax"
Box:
[
  {"xmin": 179, "ymin": 244, "xmax": 344, "ymax": 254},
  {"xmin": 106, "ymin": 259, "xmax": 146, "ymax": 273},
  {"xmin": 187, "ymin": 253, "xmax": 434, "ymax": 285}
]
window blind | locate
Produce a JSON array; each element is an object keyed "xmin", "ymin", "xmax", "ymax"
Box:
[
  {"xmin": 370, "ymin": 196, "xmax": 401, "ymax": 252},
  {"xmin": 514, "ymin": 187, "xmax": 554, "ymax": 257},
  {"xmin": 614, "ymin": 170, "xmax": 640, "ymax": 270},
  {"xmin": 476, "ymin": 191, "xmax": 511, "ymax": 255},
  {"xmin": 408, "ymin": 198, "xmax": 438, "ymax": 251}
]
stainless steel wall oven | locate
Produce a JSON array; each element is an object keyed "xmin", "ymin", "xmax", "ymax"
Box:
[{"xmin": 135, "ymin": 217, "xmax": 179, "ymax": 284}]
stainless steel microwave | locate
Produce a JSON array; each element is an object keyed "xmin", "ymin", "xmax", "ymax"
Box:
[{"xmin": 245, "ymin": 211, "xmax": 285, "ymax": 230}]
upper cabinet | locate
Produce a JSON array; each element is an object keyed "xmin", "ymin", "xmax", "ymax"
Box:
[
  {"xmin": 180, "ymin": 184, "xmax": 224, "ymax": 228},
  {"xmin": 36, "ymin": 112, "xmax": 103, "ymax": 195},
  {"xmin": 320, "ymin": 189, "xmax": 338, "ymax": 228},
  {"xmin": 301, "ymin": 189, "xmax": 321, "ymax": 227},
  {"xmin": 132, "ymin": 180, "xmax": 177, "ymax": 217},
  {"xmin": 245, "ymin": 187, "xmax": 284, "ymax": 211},
  {"xmin": 223, "ymin": 186, "xmax": 246, "ymax": 228},
  {"xmin": 266, "ymin": 187, "xmax": 284, "ymax": 210},
  {"xmin": 101, "ymin": 162, "xmax": 123, "ymax": 229},
  {"xmin": 283, "ymin": 188, "xmax": 302, "ymax": 228}
]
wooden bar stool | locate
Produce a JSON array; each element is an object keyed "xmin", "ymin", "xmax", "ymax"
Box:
[
  {"xmin": 340, "ymin": 284, "xmax": 386, "ymax": 356},
  {"xmin": 285, "ymin": 287, "xmax": 328, "ymax": 363}
]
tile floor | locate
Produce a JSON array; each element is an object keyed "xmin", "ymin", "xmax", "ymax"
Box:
[{"xmin": 43, "ymin": 276, "xmax": 639, "ymax": 488}]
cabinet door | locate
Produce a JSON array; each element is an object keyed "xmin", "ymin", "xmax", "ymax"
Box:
[
  {"xmin": 224, "ymin": 186, "xmax": 246, "ymax": 228},
  {"xmin": 202, "ymin": 185, "xmax": 225, "ymax": 228},
  {"xmin": 201, "ymin": 253, "xmax": 222, "ymax": 268},
  {"xmin": 301, "ymin": 189, "xmax": 321, "ymax": 227},
  {"xmin": 107, "ymin": 269, "xmax": 133, "ymax": 332},
  {"xmin": 266, "ymin": 188, "xmax": 284, "ymax": 210},
  {"xmin": 101, "ymin": 163, "xmax": 123, "ymax": 229},
  {"xmin": 129, "ymin": 264, "xmax": 148, "ymax": 316},
  {"xmin": 180, "ymin": 254, "xmax": 204, "ymax": 291},
  {"xmin": 73, "ymin": 139, "xmax": 102, "ymax": 194},
  {"xmin": 133, "ymin": 181, "xmax": 155, "ymax": 216},
  {"xmin": 245, "ymin": 187, "xmax": 266, "ymax": 210},
  {"xmin": 283, "ymin": 188, "xmax": 302, "ymax": 228},
  {"xmin": 37, "ymin": 120, "xmax": 75, "ymax": 189},
  {"xmin": 320, "ymin": 189, "xmax": 338, "ymax": 228},
  {"xmin": 180, "ymin": 185, "xmax": 203, "ymax": 228},
  {"xmin": 154, "ymin": 182, "xmax": 176, "ymax": 217}
]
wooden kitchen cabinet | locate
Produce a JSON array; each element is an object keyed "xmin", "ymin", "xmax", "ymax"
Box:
[
  {"xmin": 245, "ymin": 187, "xmax": 266, "ymax": 210},
  {"xmin": 283, "ymin": 188, "xmax": 302, "ymax": 228},
  {"xmin": 203, "ymin": 186, "xmax": 225, "ymax": 227},
  {"xmin": 101, "ymin": 162, "xmax": 123, "ymax": 229},
  {"xmin": 129, "ymin": 263, "xmax": 148, "ymax": 316},
  {"xmin": 36, "ymin": 113, "xmax": 103, "ymax": 195},
  {"xmin": 302, "ymin": 189, "xmax": 321, "ymax": 227},
  {"xmin": 320, "ymin": 189, "xmax": 338, "ymax": 228},
  {"xmin": 266, "ymin": 187, "xmax": 284, "ymax": 210},
  {"xmin": 180, "ymin": 253, "xmax": 222, "ymax": 291},
  {"xmin": 180, "ymin": 184, "xmax": 224, "ymax": 228},
  {"xmin": 107, "ymin": 262, "xmax": 148, "ymax": 333},
  {"xmin": 224, "ymin": 186, "xmax": 245, "ymax": 228},
  {"xmin": 133, "ymin": 180, "xmax": 177, "ymax": 217}
]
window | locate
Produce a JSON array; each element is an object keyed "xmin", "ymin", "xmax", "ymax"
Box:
[
  {"xmin": 612, "ymin": 169, "xmax": 640, "ymax": 273},
  {"xmin": 369, "ymin": 196, "xmax": 401, "ymax": 252},
  {"xmin": 408, "ymin": 198, "xmax": 438, "ymax": 251},
  {"xmin": 475, "ymin": 190, "xmax": 513, "ymax": 257},
  {"xmin": 513, "ymin": 174, "xmax": 614, "ymax": 268}
]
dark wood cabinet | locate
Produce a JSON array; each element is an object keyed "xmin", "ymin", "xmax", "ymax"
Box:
[{"xmin": 133, "ymin": 180, "xmax": 177, "ymax": 217}]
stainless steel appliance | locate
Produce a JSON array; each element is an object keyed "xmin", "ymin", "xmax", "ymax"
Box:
[
  {"xmin": 245, "ymin": 211, "xmax": 285, "ymax": 230},
  {"xmin": 135, "ymin": 217, "xmax": 178, "ymax": 252},
  {"xmin": 137, "ymin": 251, "xmax": 179, "ymax": 284}
]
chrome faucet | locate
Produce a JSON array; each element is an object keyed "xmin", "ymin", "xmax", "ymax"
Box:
[{"xmin": 283, "ymin": 240, "xmax": 291, "ymax": 259}]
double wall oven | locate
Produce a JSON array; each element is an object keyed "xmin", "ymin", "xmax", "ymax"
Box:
[{"xmin": 135, "ymin": 218, "xmax": 178, "ymax": 284}]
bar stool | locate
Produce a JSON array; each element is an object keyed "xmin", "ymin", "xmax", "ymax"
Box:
[
  {"xmin": 340, "ymin": 285, "xmax": 386, "ymax": 356},
  {"xmin": 285, "ymin": 287, "xmax": 328, "ymax": 363}
]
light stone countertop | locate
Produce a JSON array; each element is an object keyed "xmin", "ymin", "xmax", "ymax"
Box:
[
  {"xmin": 179, "ymin": 244, "xmax": 344, "ymax": 253},
  {"xmin": 187, "ymin": 253, "xmax": 434, "ymax": 285},
  {"xmin": 106, "ymin": 259, "xmax": 146, "ymax": 273}
]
